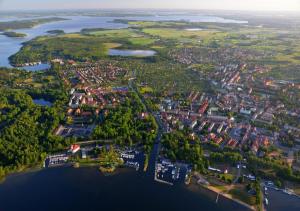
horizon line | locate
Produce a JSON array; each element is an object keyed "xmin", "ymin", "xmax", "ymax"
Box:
[{"xmin": 1, "ymin": 8, "xmax": 300, "ymax": 13}]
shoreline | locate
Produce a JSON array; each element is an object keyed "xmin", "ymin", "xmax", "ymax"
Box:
[
  {"xmin": 0, "ymin": 164, "xmax": 43, "ymax": 184},
  {"xmin": 205, "ymin": 184, "xmax": 255, "ymax": 210},
  {"xmin": 0, "ymin": 162, "xmax": 132, "ymax": 184},
  {"xmin": 186, "ymin": 178, "xmax": 256, "ymax": 211}
]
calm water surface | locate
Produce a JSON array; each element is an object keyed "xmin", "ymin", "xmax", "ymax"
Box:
[
  {"xmin": 0, "ymin": 167, "xmax": 248, "ymax": 211},
  {"xmin": 33, "ymin": 99, "xmax": 53, "ymax": 107},
  {"xmin": 21, "ymin": 63, "xmax": 51, "ymax": 71}
]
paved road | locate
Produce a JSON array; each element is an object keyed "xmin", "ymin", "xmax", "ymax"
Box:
[
  {"xmin": 233, "ymin": 162, "xmax": 241, "ymax": 184},
  {"xmin": 75, "ymin": 139, "xmax": 114, "ymax": 145}
]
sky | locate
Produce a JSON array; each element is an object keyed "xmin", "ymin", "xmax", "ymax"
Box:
[{"xmin": 0, "ymin": 0, "xmax": 300, "ymax": 11}]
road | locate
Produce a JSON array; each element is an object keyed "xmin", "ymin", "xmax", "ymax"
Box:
[
  {"xmin": 75, "ymin": 139, "xmax": 114, "ymax": 145},
  {"xmin": 233, "ymin": 161, "xmax": 242, "ymax": 184}
]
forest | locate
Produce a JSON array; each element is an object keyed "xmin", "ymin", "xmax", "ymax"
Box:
[
  {"xmin": 0, "ymin": 17, "xmax": 67, "ymax": 31},
  {"xmin": 0, "ymin": 89, "xmax": 74, "ymax": 178},
  {"xmin": 0, "ymin": 68, "xmax": 72, "ymax": 180},
  {"xmin": 161, "ymin": 131, "xmax": 208, "ymax": 172},
  {"xmin": 93, "ymin": 92, "xmax": 158, "ymax": 154}
]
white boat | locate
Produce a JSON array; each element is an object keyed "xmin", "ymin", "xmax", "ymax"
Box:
[
  {"xmin": 264, "ymin": 198, "xmax": 269, "ymax": 206},
  {"xmin": 283, "ymin": 189, "xmax": 293, "ymax": 195}
]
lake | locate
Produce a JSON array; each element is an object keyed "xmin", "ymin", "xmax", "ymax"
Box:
[
  {"xmin": 33, "ymin": 98, "xmax": 53, "ymax": 107},
  {"xmin": 0, "ymin": 167, "xmax": 248, "ymax": 211},
  {"xmin": 0, "ymin": 14, "xmax": 247, "ymax": 69},
  {"xmin": 21, "ymin": 63, "xmax": 51, "ymax": 71},
  {"xmin": 109, "ymin": 49, "xmax": 157, "ymax": 57}
]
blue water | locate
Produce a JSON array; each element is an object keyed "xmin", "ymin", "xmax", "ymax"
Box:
[
  {"xmin": 0, "ymin": 14, "xmax": 247, "ymax": 69},
  {"xmin": 109, "ymin": 49, "xmax": 157, "ymax": 57},
  {"xmin": 0, "ymin": 16, "xmax": 128, "ymax": 68},
  {"xmin": 21, "ymin": 63, "xmax": 51, "ymax": 71},
  {"xmin": 0, "ymin": 167, "xmax": 248, "ymax": 211},
  {"xmin": 33, "ymin": 99, "xmax": 53, "ymax": 107}
]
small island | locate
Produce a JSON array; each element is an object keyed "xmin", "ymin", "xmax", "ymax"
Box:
[
  {"xmin": 2, "ymin": 31, "xmax": 27, "ymax": 38},
  {"xmin": 47, "ymin": 29, "xmax": 65, "ymax": 35},
  {"xmin": 0, "ymin": 17, "xmax": 68, "ymax": 31},
  {"xmin": 98, "ymin": 146, "xmax": 124, "ymax": 173}
]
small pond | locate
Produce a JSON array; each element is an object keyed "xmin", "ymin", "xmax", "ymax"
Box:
[
  {"xmin": 20, "ymin": 63, "xmax": 51, "ymax": 71},
  {"xmin": 33, "ymin": 99, "xmax": 53, "ymax": 107}
]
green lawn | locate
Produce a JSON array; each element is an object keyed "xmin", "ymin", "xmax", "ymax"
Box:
[{"xmin": 228, "ymin": 188, "xmax": 256, "ymax": 206}]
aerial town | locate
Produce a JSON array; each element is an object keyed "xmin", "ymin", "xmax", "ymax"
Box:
[
  {"xmin": 1, "ymin": 8, "xmax": 300, "ymax": 211},
  {"xmin": 44, "ymin": 51, "xmax": 300, "ymax": 210}
]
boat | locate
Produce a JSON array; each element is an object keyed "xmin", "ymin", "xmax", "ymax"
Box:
[
  {"xmin": 283, "ymin": 189, "xmax": 294, "ymax": 195},
  {"xmin": 264, "ymin": 198, "xmax": 269, "ymax": 206}
]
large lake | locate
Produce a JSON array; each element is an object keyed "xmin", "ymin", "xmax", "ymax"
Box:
[
  {"xmin": 0, "ymin": 15, "xmax": 247, "ymax": 68},
  {"xmin": 0, "ymin": 167, "xmax": 248, "ymax": 211},
  {"xmin": 0, "ymin": 166, "xmax": 299, "ymax": 211}
]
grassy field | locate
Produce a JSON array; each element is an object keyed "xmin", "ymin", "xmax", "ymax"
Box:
[
  {"xmin": 88, "ymin": 28, "xmax": 156, "ymax": 46},
  {"xmin": 89, "ymin": 28, "xmax": 138, "ymax": 37},
  {"xmin": 142, "ymin": 28, "xmax": 220, "ymax": 42},
  {"xmin": 139, "ymin": 86, "xmax": 154, "ymax": 94}
]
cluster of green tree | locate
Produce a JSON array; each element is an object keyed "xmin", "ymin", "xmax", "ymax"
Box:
[
  {"xmin": 0, "ymin": 89, "xmax": 73, "ymax": 180},
  {"xmin": 92, "ymin": 93, "xmax": 158, "ymax": 154},
  {"xmin": 247, "ymin": 154, "xmax": 300, "ymax": 183},
  {"xmin": 0, "ymin": 68, "xmax": 64, "ymax": 95},
  {"xmin": 10, "ymin": 36, "xmax": 109, "ymax": 65},
  {"xmin": 0, "ymin": 17, "xmax": 67, "ymax": 31},
  {"xmin": 47, "ymin": 30, "xmax": 65, "ymax": 35},
  {"xmin": 209, "ymin": 151, "xmax": 242, "ymax": 165},
  {"xmin": 189, "ymin": 63, "xmax": 215, "ymax": 74},
  {"xmin": 254, "ymin": 180, "xmax": 263, "ymax": 209},
  {"xmin": 98, "ymin": 145, "xmax": 123, "ymax": 168},
  {"xmin": 161, "ymin": 131, "xmax": 208, "ymax": 172},
  {"xmin": 246, "ymin": 180, "xmax": 263, "ymax": 208},
  {"xmin": 0, "ymin": 68, "xmax": 30, "ymax": 87}
]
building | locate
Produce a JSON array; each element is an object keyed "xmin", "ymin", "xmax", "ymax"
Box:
[{"xmin": 70, "ymin": 144, "xmax": 80, "ymax": 154}]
